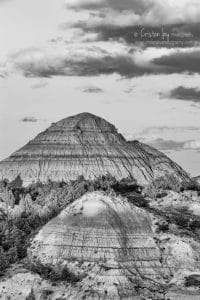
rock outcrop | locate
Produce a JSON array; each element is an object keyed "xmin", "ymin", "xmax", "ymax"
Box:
[
  {"xmin": 0, "ymin": 112, "xmax": 190, "ymax": 186},
  {"xmin": 28, "ymin": 191, "xmax": 163, "ymax": 299},
  {"xmin": 129, "ymin": 140, "xmax": 190, "ymax": 183}
]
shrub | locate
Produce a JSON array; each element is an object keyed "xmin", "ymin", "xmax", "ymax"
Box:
[
  {"xmin": 180, "ymin": 180, "xmax": 200, "ymax": 192},
  {"xmin": 125, "ymin": 193, "xmax": 150, "ymax": 208},
  {"xmin": 155, "ymin": 220, "xmax": 169, "ymax": 233},
  {"xmin": 185, "ymin": 274, "xmax": 200, "ymax": 287},
  {"xmin": 144, "ymin": 174, "xmax": 184, "ymax": 197},
  {"xmin": 0, "ymin": 246, "xmax": 9, "ymax": 275},
  {"xmin": 29, "ymin": 261, "xmax": 81, "ymax": 283}
]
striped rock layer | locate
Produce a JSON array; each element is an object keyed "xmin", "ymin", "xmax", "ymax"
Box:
[
  {"xmin": 28, "ymin": 192, "xmax": 163, "ymax": 299},
  {"xmin": 0, "ymin": 112, "xmax": 190, "ymax": 186}
]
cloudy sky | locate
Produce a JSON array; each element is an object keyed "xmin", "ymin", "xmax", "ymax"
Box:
[{"xmin": 1, "ymin": 0, "xmax": 200, "ymax": 176}]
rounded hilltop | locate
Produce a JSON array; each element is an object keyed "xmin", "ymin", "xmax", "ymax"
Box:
[
  {"xmin": 0, "ymin": 112, "xmax": 190, "ymax": 186},
  {"xmin": 28, "ymin": 191, "xmax": 162, "ymax": 299},
  {"xmin": 47, "ymin": 112, "xmax": 119, "ymax": 133}
]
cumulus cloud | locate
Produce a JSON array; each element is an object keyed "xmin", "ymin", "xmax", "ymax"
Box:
[
  {"xmin": 20, "ymin": 117, "xmax": 38, "ymax": 123},
  {"xmin": 8, "ymin": 48, "xmax": 72, "ymax": 78},
  {"xmin": 61, "ymin": 0, "xmax": 200, "ymax": 51},
  {"xmin": 2, "ymin": 22, "xmax": 200, "ymax": 79},
  {"xmin": 1, "ymin": 0, "xmax": 200, "ymax": 80},
  {"xmin": 64, "ymin": 0, "xmax": 200, "ymax": 50},
  {"xmin": 1, "ymin": 44, "xmax": 164, "ymax": 78},
  {"xmin": 153, "ymin": 48, "xmax": 200, "ymax": 74},
  {"xmin": 160, "ymin": 86, "xmax": 200, "ymax": 103},
  {"xmin": 65, "ymin": 0, "xmax": 200, "ymax": 26},
  {"xmin": 66, "ymin": 0, "xmax": 152, "ymax": 13},
  {"xmin": 72, "ymin": 24, "xmax": 195, "ymax": 46},
  {"xmin": 3, "ymin": 44, "xmax": 200, "ymax": 78}
]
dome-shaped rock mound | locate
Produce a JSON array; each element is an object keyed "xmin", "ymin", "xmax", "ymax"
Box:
[
  {"xmin": 0, "ymin": 112, "xmax": 190, "ymax": 186},
  {"xmin": 28, "ymin": 192, "xmax": 164, "ymax": 299}
]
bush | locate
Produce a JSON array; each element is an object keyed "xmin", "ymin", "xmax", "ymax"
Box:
[
  {"xmin": 125, "ymin": 193, "xmax": 150, "ymax": 208},
  {"xmin": 29, "ymin": 261, "xmax": 81, "ymax": 283},
  {"xmin": 185, "ymin": 274, "xmax": 200, "ymax": 287},
  {"xmin": 0, "ymin": 246, "xmax": 9, "ymax": 275},
  {"xmin": 180, "ymin": 180, "xmax": 200, "ymax": 192},
  {"xmin": 155, "ymin": 220, "xmax": 169, "ymax": 233},
  {"xmin": 155, "ymin": 206, "xmax": 200, "ymax": 235},
  {"xmin": 144, "ymin": 174, "xmax": 188, "ymax": 197},
  {"xmin": 8, "ymin": 175, "xmax": 25, "ymax": 205}
]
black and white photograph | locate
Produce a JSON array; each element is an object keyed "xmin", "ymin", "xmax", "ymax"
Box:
[{"xmin": 1, "ymin": 0, "xmax": 200, "ymax": 299}]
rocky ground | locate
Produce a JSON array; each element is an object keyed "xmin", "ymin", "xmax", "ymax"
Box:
[{"xmin": 1, "ymin": 189, "xmax": 200, "ymax": 299}]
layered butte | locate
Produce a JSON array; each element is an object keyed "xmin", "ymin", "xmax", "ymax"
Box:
[
  {"xmin": 28, "ymin": 192, "xmax": 163, "ymax": 299},
  {"xmin": 0, "ymin": 112, "xmax": 190, "ymax": 186}
]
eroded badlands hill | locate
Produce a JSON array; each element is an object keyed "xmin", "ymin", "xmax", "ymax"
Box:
[{"xmin": 0, "ymin": 112, "xmax": 190, "ymax": 186}]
